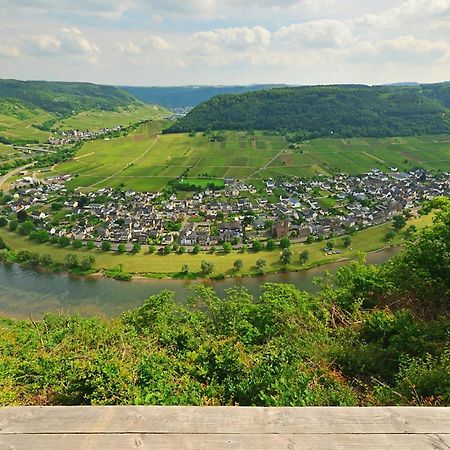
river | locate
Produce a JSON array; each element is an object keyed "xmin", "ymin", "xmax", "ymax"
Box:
[{"xmin": 0, "ymin": 247, "xmax": 401, "ymax": 319}]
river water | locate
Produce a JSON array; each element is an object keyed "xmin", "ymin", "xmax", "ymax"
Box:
[{"xmin": 0, "ymin": 247, "xmax": 401, "ymax": 319}]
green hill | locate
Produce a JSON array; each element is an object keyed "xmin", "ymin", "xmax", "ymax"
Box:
[
  {"xmin": 167, "ymin": 83, "xmax": 450, "ymax": 139},
  {"xmin": 0, "ymin": 80, "xmax": 139, "ymax": 116},
  {"xmin": 122, "ymin": 84, "xmax": 286, "ymax": 108},
  {"xmin": 0, "ymin": 80, "xmax": 169, "ymax": 144}
]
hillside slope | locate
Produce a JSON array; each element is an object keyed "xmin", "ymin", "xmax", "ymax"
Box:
[
  {"xmin": 122, "ymin": 85, "xmax": 285, "ymax": 108},
  {"xmin": 167, "ymin": 83, "xmax": 450, "ymax": 138},
  {"xmin": 0, "ymin": 80, "xmax": 139, "ymax": 116},
  {"xmin": 0, "ymin": 80, "xmax": 169, "ymax": 144}
]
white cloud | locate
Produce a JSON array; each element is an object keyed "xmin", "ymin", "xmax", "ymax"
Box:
[
  {"xmin": 276, "ymin": 20, "xmax": 352, "ymax": 48},
  {"xmin": 190, "ymin": 26, "xmax": 271, "ymax": 55},
  {"xmin": 379, "ymin": 35, "xmax": 450, "ymax": 60},
  {"xmin": 59, "ymin": 27, "xmax": 99, "ymax": 54},
  {"xmin": 117, "ymin": 41, "xmax": 142, "ymax": 55},
  {"xmin": 0, "ymin": 39, "xmax": 20, "ymax": 57}
]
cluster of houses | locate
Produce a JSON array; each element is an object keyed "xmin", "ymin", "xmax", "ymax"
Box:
[
  {"xmin": 48, "ymin": 126, "xmax": 123, "ymax": 146},
  {"xmin": 3, "ymin": 169, "xmax": 449, "ymax": 250}
]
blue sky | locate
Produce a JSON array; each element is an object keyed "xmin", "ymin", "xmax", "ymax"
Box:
[{"xmin": 0, "ymin": 0, "xmax": 449, "ymax": 86}]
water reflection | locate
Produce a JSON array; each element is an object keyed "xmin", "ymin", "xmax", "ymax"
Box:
[{"xmin": 0, "ymin": 247, "xmax": 401, "ymax": 319}]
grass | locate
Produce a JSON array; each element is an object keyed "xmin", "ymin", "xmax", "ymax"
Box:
[
  {"xmin": 0, "ymin": 214, "xmax": 434, "ymax": 278},
  {"xmin": 53, "ymin": 104, "xmax": 169, "ymax": 131},
  {"xmin": 50, "ymin": 131, "xmax": 450, "ymax": 192}
]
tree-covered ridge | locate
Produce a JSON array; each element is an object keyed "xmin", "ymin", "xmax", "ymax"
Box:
[
  {"xmin": 0, "ymin": 199, "xmax": 448, "ymax": 407},
  {"xmin": 167, "ymin": 83, "xmax": 450, "ymax": 138},
  {"xmin": 0, "ymin": 79, "xmax": 140, "ymax": 116},
  {"xmin": 122, "ymin": 85, "xmax": 286, "ymax": 108}
]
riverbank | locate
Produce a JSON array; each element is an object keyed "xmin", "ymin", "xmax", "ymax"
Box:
[
  {"xmin": 0, "ymin": 246, "xmax": 402, "ymax": 319},
  {"xmin": 0, "ymin": 214, "xmax": 434, "ymax": 281}
]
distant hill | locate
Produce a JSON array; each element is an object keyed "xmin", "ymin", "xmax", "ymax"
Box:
[
  {"xmin": 0, "ymin": 79, "xmax": 139, "ymax": 116},
  {"xmin": 0, "ymin": 79, "xmax": 168, "ymax": 144},
  {"xmin": 121, "ymin": 85, "xmax": 286, "ymax": 109},
  {"xmin": 167, "ymin": 83, "xmax": 450, "ymax": 139}
]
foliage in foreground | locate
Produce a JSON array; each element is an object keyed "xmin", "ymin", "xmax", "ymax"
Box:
[{"xmin": 0, "ymin": 202, "xmax": 449, "ymax": 407}]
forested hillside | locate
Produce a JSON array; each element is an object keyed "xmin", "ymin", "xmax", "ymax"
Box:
[
  {"xmin": 1, "ymin": 198, "xmax": 448, "ymax": 407},
  {"xmin": 167, "ymin": 83, "xmax": 450, "ymax": 138},
  {"xmin": 122, "ymin": 85, "xmax": 284, "ymax": 108},
  {"xmin": 0, "ymin": 80, "xmax": 168, "ymax": 144},
  {"xmin": 0, "ymin": 80, "xmax": 139, "ymax": 116}
]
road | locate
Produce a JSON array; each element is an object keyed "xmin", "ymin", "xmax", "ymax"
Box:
[{"xmin": 0, "ymin": 162, "xmax": 36, "ymax": 191}]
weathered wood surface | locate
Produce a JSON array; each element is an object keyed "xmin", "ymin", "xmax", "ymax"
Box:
[{"xmin": 0, "ymin": 407, "xmax": 449, "ymax": 450}]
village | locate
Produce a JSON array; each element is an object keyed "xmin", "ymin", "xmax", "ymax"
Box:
[
  {"xmin": 2, "ymin": 167, "xmax": 449, "ymax": 253},
  {"xmin": 48, "ymin": 125, "xmax": 124, "ymax": 146}
]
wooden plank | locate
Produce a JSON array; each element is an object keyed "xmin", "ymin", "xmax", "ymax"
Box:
[
  {"xmin": 1, "ymin": 433, "xmax": 449, "ymax": 450},
  {"xmin": 1, "ymin": 407, "xmax": 449, "ymax": 435}
]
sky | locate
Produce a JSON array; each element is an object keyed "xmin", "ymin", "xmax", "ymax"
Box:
[{"xmin": 0, "ymin": 0, "xmax": 450, "ymax": 86}]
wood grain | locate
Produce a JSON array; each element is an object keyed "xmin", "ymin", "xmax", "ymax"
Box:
[{"xmin": 0, "ymin": 407, "xmax": 449, "ymax": 450}]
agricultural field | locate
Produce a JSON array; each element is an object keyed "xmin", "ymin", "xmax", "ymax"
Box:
[
  {"xmin": 262, "ymin": 135, "xmax": 450, "ymax": 178},
  {"xmin": 54, "ymin": 129, "xmax": 287, "ymax": 191},
  {"xmin": 51, "ymin": 129, "xmax": 450, "ymax": 192},
  {"xmin": 53, "ymin": 104, "xmax": 169, "ymax": 131},
  {"xmin": 0, "ymin": 99, "xmax": 53, "ymax": 143}
]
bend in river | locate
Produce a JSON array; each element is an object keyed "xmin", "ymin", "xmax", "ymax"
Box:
[{"xmin": 0, "ymin": 247, "xmax": 401, "ymax": 319}]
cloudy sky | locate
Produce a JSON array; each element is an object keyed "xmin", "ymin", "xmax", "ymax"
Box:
[{"xmin": 1, "ymin": 0, "xmax": 450, "ymax": 86}]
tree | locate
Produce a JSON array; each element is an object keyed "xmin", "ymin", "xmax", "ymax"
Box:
[
  {"xmin": 8, "ymin": 219, "xmax": 18, "ymax": 232},
  {"xmin": 164, "ymin": 244, "xmax": 172, "ymax": 255},
  {"xmin": 132, "ymin": 242, "xmax": 141, "ymax": 254},
  {"xmin": 64, "ymin": 254, "xmax": 78, "ymax": 269},
  {"xmin": 280, "ymin": 237, "xmax": 291, "ymax": 249},
  {"xmin": 299, "ymin": 250, "xmax": 309, "ymax": 265},
  {"xmin": 178, "ymin": 246, "xmax": 186, "ymax": 254},
  {"xmin": 343, "ymin": 236, "xmax": 351, "ymax": 248},
  {"xmin": 223, "ymin": 242, "xmax": 232, "ymax": 253},
  {"xmin": 80, "ymin": 256, "xmax": 95, "ymax": 271},
  {"xmin": 384, "ymin": 230, "xmax": 396, "ymax": 242},
  {"xmin": 148, "ymin": 245, "xmax": 156, "ymax": 254},
  {"xmin": 18, "ymin": 221, "xmax": 34, "ymax": 235},
  {"xmin": 266, "ymin": 238, "xmax": 277, "ymax": 251},
  {"xmin": 101, "ymin": 241, "xmax": 112, "ymax": 252},
  {"xmin": 0, "ymin": 236, "xmax": 7, "ymax": 250},
  {"xmin": 234, "ymin": 259, "xmax": 243, "ymax": 271},
  {"xmin": 192, "ymin": 244, "xmax": 201, "ymax": 254},
  {"xmin": 0, "ymin": 216, "xmax": 7, "ymax": 227},
  {"xmin": 86, "ymin": 240, "xmax": 95, "ymax": 250},
  {"xmin": 280, "ymin": 248, "xmax": 292, "ymax": 265},
  {"xmin": 256, "ymin": 259, "xmax": 266, "ymax": 272},
  {"xmin": 393, "ymin": 214, "xmax": 407, "ymax": 231},
  {"xmin": 59, "ymin": 236, "xmax": 71, "ymax": 247},
  {"xmin": 326, "ymin": 240, "xmax": 334, "ymax": 250},
  {"xmin": 252, "ymin": 240, "xmax": 262, "ymax": 252},
  {"xmin": 39, "ymin": 254, "xmax": 53, "ymax": 266},
  {"xmin": 17, "ymin": 209, "xmax": 28, "ymax": 223},
  {"xmin": 201, "ymin": 260, "xmax": 214, "ymax": 275},
  {"xmin": 118, "ymin": 243, "xmax": 126, "ymax": 253},
  {"xmin": 72, "ymin": 239, "xmax": 83, "ymax": 249},
  {"xmin": 305, "ymin": 235, "xmax": 314, "ymax": 244},
  {"xmin": 181, "ymin": 264, "xmax": 189, "ymax": 274}
]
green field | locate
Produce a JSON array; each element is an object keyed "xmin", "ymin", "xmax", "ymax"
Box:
[
  {"xmin": 51, "ymin": 130, "xmax": 450, "ymax": 192},
  {"xmin": 0, "ymin": 99, "xmax": 170, "ymax": 145},
  {"xmin": 0, "ymin": 99, "xmax": 53, "ymax": 143},
  {"xmin": 54, "ymin": 104, "xmax": 169, "ymax": 131},
  {"xmin": 0, "ymin": 215, "xmax": 434, "ymax": 277}
]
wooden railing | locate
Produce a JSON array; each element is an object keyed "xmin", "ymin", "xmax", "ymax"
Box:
[{"xmin": 0, "ymin": 406, "xmax": 449, "ymax": 449}]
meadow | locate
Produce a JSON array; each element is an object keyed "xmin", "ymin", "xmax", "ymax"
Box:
[
  {"xmin": 52, "ymin": 128, "xmax": 450, "ymax": 192},
  {"xmin": 54, "ymin": 104, "xmax": 169, "ymax": 131}
]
